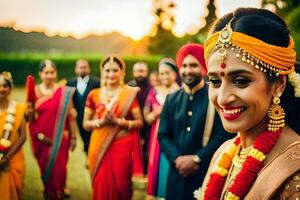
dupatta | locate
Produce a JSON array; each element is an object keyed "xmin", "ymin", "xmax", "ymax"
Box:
[{"xmin": 29, "ymin": 86, "xmax": 75, "ymax": 183}]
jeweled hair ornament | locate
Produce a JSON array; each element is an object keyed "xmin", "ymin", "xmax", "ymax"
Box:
[
  {"xmin": 204, "ymin": 15, "xmax": 300, "ymax": 97},
  {"xmin": 204, "ymin": 17, "xmax": 296, "ymax": 77}
]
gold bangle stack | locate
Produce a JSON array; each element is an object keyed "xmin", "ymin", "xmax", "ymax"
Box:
[
  {"xmin": 118, "ymin": 117, "xmax": 132, "ymax": 130},
  {"xmin": 118, "ymin": 118, "xmax": 125, "ymax": 126},
  {"xmin": 148, "ymin": 112, "xmax": 156, "ymax": 122}
]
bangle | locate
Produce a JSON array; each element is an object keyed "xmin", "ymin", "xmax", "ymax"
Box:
[
  {"xmin": 118, "ymin": 118, "xmax": 125, "ymax": 126},
  {"xmin": 93, "ymin": 120, "xmax": 101, "ymax": 128},
  {"xmin": 128, "ymin": 121, "xmax": 132, "ymax": 130},
  {"xmin": 148, "ymin": 113, "xmax": 156, "ymax": 122},
  {"xmin": 37, "ymin": 133, "xmax": 45, "ymax": 141}
]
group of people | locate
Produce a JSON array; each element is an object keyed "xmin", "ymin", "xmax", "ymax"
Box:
[{"xmin": 1, "ymin": 7, "xmax": 300, "ymax": 200}]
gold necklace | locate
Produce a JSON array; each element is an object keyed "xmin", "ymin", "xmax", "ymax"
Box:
[
  {"xmin": 223, "ymin": 146, "xmax": 252, "ymax": 199},
  {"xmin": 100, "ymin": 86, "xmax": 120, "ymax": 110}
]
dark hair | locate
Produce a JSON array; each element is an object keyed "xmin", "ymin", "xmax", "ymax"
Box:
[
  {"xmin": 210, "ymin": 8, "xmax": 300, "ymax": 133},
  {"xmin": 101, "ymin": 56, "xmax": 124, "ymax": 69},
  {"xmin": 159, "ymin": 59, "xmax": 182, "ymax": 85},
  {"xmin": 39, "ymin": 60, "xmax": 57, "ymax": 72},
  {"xmin": 0, "ymin": 72, "xmax": 13, "ymax": 88}
]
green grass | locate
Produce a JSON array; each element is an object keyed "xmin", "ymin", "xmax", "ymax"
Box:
[{"xmin": 11, "ymin": 88, "xmax": 145, "ymax": 200}]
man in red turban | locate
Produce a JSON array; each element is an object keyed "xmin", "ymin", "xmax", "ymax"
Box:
[
  {"xmin": 158, "ymin": 43, "xmax": 232, "ymax": 200},
  {"xmin": 176, "ymin": 43, "xmax": 207, "ymax": 77}
]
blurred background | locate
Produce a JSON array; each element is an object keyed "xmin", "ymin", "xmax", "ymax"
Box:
[{"xmin": 0, "ymin": 0, "xmax": 299, "ymax": 85}]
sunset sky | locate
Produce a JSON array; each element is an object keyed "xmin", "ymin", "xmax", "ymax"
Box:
[{"xmin": 0, "ymin": 0, "xmax": 261, "ymax": 40}]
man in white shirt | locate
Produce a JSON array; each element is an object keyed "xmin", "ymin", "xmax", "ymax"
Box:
[{"xmin": 67, "ymin": 59, "xmax": 100, "ymax": 155}]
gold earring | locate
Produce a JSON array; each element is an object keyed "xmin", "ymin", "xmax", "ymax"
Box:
[{"xmin": 267, "ymin": 95, "xmax": 285, "ymax": 132}]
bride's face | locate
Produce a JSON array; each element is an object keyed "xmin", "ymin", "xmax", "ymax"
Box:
[{"xmin": 207, "ymin": 49, "xmax": 278, "ymax": 134}]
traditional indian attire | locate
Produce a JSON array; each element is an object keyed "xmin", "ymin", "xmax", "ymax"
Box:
[
  {"xmin": 158, "ymin": 84, "xmax": 232, "ymax": 200},
  {"xmin": 157, "ymin": 43, "xmax": 233, "ymax": 200},
  {"xmin": 199, "ymin": 11, "xmax": 300, "ymax": 200},
  {"xmin": 146, "ymin": 85, "xmax": 179, "ymax": 199},
  {"xmin": 128, "ymin": 78, "xmax": 152, "ymax": 174},
  {"xmin": 201, "ymin": 131, "xmax": 300, "ymax": 199},
  {"xmin": 0, "ymin": 102, "xmax": 26, "ymax": 200},
  {"xmin": 86, "ymin": 85, "xmax": 143, "ymax": 200},
  {"xmin": 29, "ymin": 85, "xmax": 75, "ymax": 200}
]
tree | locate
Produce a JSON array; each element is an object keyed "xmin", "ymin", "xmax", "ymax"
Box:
[
  {"xmin": 262, "ymin": 0, "xmax": 300, "ymax": 59},
  {"xmin": 148, "ymin": 0, "xmax": 180, "ymax": 56},
  {"xmin": 202, "ymin": 0, "xmax": 217, "ymax": 34}
]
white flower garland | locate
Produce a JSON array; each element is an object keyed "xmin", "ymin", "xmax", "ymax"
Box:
[
  {"xmin": 288, "ymin": 71, "xmax": 300, "ymax": 98},
  {"xmin": 0, "ymin": 100, "xmax": 17, "ymax": 159}
]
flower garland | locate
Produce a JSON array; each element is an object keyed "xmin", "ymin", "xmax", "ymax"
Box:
[
  {"xmin": 202, "ymin": 130, "xmax": 281, "ymax": 200},
  {"xmin": 0, "ymin": 101, "xmax": 17, "ymax": 159}
]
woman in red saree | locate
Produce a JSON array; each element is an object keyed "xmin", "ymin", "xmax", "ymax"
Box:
[
  {"xmin": 83, "ymin": 56, "xmax": 144, "ymax": 200},
  {"xmin": 0, "ymin": 72, "xmax": 27, "ymax": 200},
  {"xmin": 26, "ymin": 60, "xmax": 77, "ymax": 200}
]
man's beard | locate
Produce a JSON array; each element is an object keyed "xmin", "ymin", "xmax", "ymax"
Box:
[
  {"xmin": 182, "ymin": 73, "xmax": 202, "ymax": 88},
  {"xmin": 135, "ymin": 77, "xmax": 148, "ymax": 86},
  {"xmin": 80, "ymin": 73, "xmax": 88, "ymax": 78}
]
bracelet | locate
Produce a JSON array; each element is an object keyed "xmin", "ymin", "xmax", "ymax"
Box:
[
  {"xmin": 128, "ymin": 121, "xmax": 132, "ymax": 130},
  {"xmin": 93, "ymin": 120, "xmax": 101, "ymax": 128},
  {"xmin": 37, "ymin": 133, "xmax": 45, "ymax": 141},
  {"xmin": 118, "ymin": 118, "xmax": 125, "ymax": 126}
]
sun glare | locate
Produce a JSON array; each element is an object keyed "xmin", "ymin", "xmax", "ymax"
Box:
[{"xmin": 0, "ymin": 0, "xmax": 262, "ymax": 41}]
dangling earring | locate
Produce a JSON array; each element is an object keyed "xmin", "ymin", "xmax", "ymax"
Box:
[{"xmin": 267, "ymin": 95, "xmax": 285, "ymax": 132}]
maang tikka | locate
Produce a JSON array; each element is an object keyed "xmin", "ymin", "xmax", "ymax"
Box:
[{"xmin": 217, "ymin": 18, "xmax": 234, "ymax": 76}]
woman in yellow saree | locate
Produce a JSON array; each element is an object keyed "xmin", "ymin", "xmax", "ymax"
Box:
[
  {"xmin": 0, "ymin": 72, "xmax": 27, "ymax": 200},
  {"xmin": 83, "ymin": 56, "xmax": 144, "ymax": 200}
]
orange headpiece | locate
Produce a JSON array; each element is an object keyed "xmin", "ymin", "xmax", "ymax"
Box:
[{"xmin": 204, "ymin": 19, "xmax": 296, "ymax": 76}]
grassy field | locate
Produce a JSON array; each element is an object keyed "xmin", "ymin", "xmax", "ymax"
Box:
[{"xmin": 11, "ymin": 88, "xmax": 146, "ymax": 200}]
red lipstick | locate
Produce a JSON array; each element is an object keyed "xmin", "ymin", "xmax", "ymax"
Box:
[{"xmin": 221, "ymin": 106, "xmax": 245, "ymax": 121}]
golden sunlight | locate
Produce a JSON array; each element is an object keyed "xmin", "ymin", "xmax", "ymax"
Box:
[{"xmin": 0, "ymin": 0, "xmax": 262, "ymax": 40}]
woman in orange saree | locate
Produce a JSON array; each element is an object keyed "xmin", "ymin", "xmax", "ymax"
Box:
[
  {"xmin": 0, "ymin": 72, "xmax": 27, "ymax": 200},
  {"xmin": 83, "ymin": 56, "xmax": 144, "ymax": 200},
  {"xmin": 26, "ymin": 60, "xmax": 77, "ymax": 200}
]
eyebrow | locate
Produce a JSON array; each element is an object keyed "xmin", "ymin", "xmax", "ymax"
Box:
[
  {"xmin": 183, "ymin": 62, "xmax": 199, "ymax": 65},
  {"xmin": 208, "ymin": 69, "xmax": 254, "ymax": 77}
]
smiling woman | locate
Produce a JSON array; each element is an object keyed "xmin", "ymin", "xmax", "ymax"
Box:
[
  {"xmin": 196, "ymin": 7, "xmax": 300, "ymax": 200},
  {"xmin": 0, "ymin": 72, "xmax": 27, "ymax": 200},
  {"xmin": 83, "ymin": 56, "xmax": 144, "ymax": 200}
]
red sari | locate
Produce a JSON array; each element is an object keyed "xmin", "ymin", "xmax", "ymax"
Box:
[
  {"xmin": 86, "ymin": 85, "xmax": 143, "ymax": 200},
  {"xmin": 29, "ymin": 86, "xmax": 75, "ymax": 200}
]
